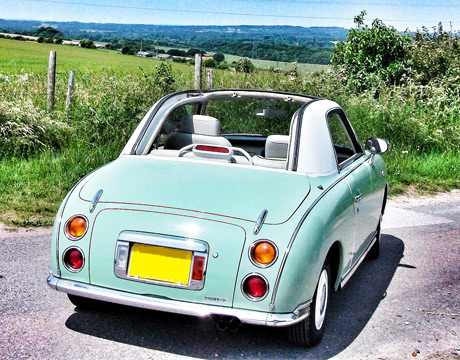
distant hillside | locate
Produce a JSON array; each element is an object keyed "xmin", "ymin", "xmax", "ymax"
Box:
[{"xmin": 0, "ymin": 19, "xmax": 349, "ymax": 64}]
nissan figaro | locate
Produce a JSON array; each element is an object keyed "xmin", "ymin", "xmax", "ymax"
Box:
[{"xmin": 47, "ymin": 89, "xmax": 388, "ymax": 347}]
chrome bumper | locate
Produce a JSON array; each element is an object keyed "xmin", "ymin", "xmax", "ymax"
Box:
[{"xmin": 47, "ymin": 274, "xmax": 310, "ymax": 327}]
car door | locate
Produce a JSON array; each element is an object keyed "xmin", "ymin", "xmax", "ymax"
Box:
[{"xmin": 326, "ymin": 110, "xmax": 381, "ymax": 266}]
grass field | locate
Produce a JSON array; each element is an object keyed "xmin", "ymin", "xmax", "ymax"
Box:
[
  {"xmin": 0, "ymin": 39, "xmax": 325, "ymax": 76},
  {"xmin": 154, "ymin": 46, "xmax": 329, "ymax": 74},
  {"xmin": 0, "ymin": 38, "xmax": 191, "ymax": 75},
  {"xmin": 0, "ymin": 38, "xmax": 459, "ymax": 226}
]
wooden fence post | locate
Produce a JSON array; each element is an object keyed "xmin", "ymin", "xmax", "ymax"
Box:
[
  {"xmin": 66, "ymin": 70, "xmax": 75, "ymax": 111},
  {"xmin": 206, "ymin": 68, "xmax": 214, "ymax": 90},
  {"xmin": 194, "ymin": 54, "xmax": 202, "ymax": 90},
  {"xmin": 47, "ymin": 51, "xmax": 56, "ymax": 112}
]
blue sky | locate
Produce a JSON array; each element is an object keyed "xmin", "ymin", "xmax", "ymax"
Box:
[{"xmin": 1, "ymin": 0, "xmax": 459, "ymax": 31}]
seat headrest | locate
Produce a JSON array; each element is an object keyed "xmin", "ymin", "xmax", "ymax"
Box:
[
  {"xmin": 266, "ymin": 135, "xmax": 289, "ymax": 159},
  {"xmin": 180, "ymin": 115, "xmax": 221, "ymax": 136}
]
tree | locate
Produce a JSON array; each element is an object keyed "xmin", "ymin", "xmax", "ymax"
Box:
[
  {"xmin": 34, "ymin": 26, "xmax": 63, "ymax": 39},
  {"xmin": 408, "ymin": 23, "xmax": 460, "ymax": 84},
  {"xmin": 167, "ymin": 49, "xmax": 185, "ymax": 56},
  {"xmin": 330, "ymin": 11, "xmax": 411, "ymax": 90},
  {"xmin": 203, "ymin": 58, "xmax": 217, "ymax": 68},
  {"xmin": 121, "ymin": 45, "xmax": 135, "ymax": 55},
  {"xmin": 217, "ymin": 61, "xmax": 230, "ymax": 70},
  {"xmin": 80, "ymin": 38, "xmax": 96, "ymax": 49},
  {"xmin": 186, "ymin": 48, "xmax": 203, "ymax": 56},
  {"xmin": 235, "ymin": 58, "xmax": 255, "ymax": 73},
  {"xmin": 213, "ymin": 53, "xmax": 225, "ymax": 63}
]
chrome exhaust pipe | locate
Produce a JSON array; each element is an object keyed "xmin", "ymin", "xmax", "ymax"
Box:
[
  {"xmin": 213, "ymin": 315, "xmax": 241, "ymax": 332},
  {"xmin": 216, "ymin": 319, "xmax": 228, "ymax": 331},
  {"xmin": 227, "ymin": 317, "xmax": 241, "ymax": 332}
]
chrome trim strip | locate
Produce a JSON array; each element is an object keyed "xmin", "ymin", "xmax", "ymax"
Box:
[
  {"xmin": 253, "ymin": 209, "xmax": 268, "ymax": 235},
  {"xmin": 47, "ymin": 274, "xmax": 310, "ymax": 327},
  {"xmin": 89, "ymin": 189, "xmax": 103, "ymax": 213},
  {"xmin": 269, "ymin": 157, "xmax": 367, "ymax": 309},
  {"xmin": 118, "ymin": 231, "xmax": 208, "ymax": 253},
  {"xmin": 340, "ymin": 230, "xmax": 377, "ymax": 288}
]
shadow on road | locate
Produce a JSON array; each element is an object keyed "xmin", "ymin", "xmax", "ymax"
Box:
[{"xmin": 65, "ymin": 234, "xmax": 404, "ymax": 359}]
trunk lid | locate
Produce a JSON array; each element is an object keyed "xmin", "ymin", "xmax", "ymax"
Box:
[{"xmin": 80, "ymin": 156, "xmax": 310, "ymax": 224}]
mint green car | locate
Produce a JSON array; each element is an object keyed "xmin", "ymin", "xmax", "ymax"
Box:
[{"xmin": 47, "ymin": 89, "xmax": 388, "ymax": 347}]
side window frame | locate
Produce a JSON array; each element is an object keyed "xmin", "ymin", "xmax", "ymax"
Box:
[{"xmin": 326, "ymin": 109, "xmax": 363, "ymax": 171}]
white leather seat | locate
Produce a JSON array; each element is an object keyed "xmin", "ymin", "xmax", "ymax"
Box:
[
  {"xmin": 164, "ymin": 115, "xmax": 231, "ymax": 150},
  {"xmin": 265, "ymin": 135, "xmax": 289, "ymax": 159},
  {"xmin": 252, "ymin": 135, "xmax": 289, "ymax": 169}
]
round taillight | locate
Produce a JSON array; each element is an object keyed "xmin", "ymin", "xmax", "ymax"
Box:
[
  {"xmin": 250, "ymin": 241, "xmax": 277, "ymax": 267},
  {"xmin": 63, "ymin": 247, "xmax": 84, "ymax": 272},
  {"xmin": 242, "ymin": 274, "xmax": 268, "ymax": 301},
  {"xmin": 65, "ymin": 216, "xmax": 88, "ymax": 240}
]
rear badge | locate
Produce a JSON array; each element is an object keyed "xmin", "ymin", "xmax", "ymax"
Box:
[
  {"xmin": 205, "ymin": 296, "xmax": 228, "ymax": 303},
  {"xmin": 381, "ymin": 170, "xmax": 386, "ymax": 177}
]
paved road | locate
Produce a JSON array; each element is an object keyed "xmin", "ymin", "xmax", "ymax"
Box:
[{"xmin": 1, "ymin": 192, "xmax": 459, "ymax": 360}]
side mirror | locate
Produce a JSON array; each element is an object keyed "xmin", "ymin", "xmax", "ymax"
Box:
[{"xmin": 365, "ymin": 137, "xmax": 388, "ymax": 155}]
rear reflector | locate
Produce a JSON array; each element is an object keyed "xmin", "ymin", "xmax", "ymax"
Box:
[
  {"xmin": 192, "ymin": 256, "xmax": 205, "ymax": 281},
  {"xmin": 195, "ymin": 145, "xmax": 230, "ymax": 154}
]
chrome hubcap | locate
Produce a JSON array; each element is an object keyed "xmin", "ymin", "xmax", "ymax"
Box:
[{"xmin": 315, "ymin": 269, "xmax": 328, "ymax": 330}]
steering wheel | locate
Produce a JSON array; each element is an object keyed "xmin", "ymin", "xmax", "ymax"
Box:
[{"xmin": 177, "ymin": 144, "xmax": 253, "ymax": 165}]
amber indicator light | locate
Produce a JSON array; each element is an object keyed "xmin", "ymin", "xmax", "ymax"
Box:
[
  {"xmin": 66, "ymin": 216, "xmax": 87, "ymax": 239},
  {"xmin": 252, "ymin": 241, "xmax": 276, "ymax": 265}
]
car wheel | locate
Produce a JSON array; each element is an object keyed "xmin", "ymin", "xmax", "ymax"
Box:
[
  {"xmin": 287, "ymin": 262, "xmax": 331, "ymax": 347},
  {"xmin": 68, "ymin": 294, "xmax": 104, "ymax": 310},
  {"xmin": 366, "ymin": 220, "xmax": 381, "ymax": 260}
]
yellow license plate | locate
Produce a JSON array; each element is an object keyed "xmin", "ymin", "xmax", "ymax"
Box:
[{"xmin": 129, "ymin": 244, "xmax": 192, "ymax": 285}]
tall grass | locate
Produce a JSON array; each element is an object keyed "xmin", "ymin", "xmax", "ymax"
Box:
[{"xmin": 0, "ymin": 39, "xmax": 459, "ymax": 226}]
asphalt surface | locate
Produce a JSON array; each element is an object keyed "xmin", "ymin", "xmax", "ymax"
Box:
[{"xmin": 1, "ymin": 191, "xmax": 459, "ymax": 360}]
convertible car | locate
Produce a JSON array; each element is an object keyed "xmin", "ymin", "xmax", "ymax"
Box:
[{"xmin": 47, "ymin": 89, "xmax": 388, "ymax": 347}]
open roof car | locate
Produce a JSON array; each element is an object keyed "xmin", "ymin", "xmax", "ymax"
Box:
[{"xmin": 48, "ymin": 89, "xmax": 388, "ymax": 347}]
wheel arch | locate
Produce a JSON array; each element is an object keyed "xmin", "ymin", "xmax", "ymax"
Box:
[
  {"xmin": 382, "ymin": 183, "xmax": 388, "ymax": 215},
  {"xmin": 325, "ymin": 241, "xmax": 342, "ymax": 291}
]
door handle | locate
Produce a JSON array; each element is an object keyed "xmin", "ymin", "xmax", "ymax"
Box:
[{"xmin": 354, "ymin": 193, "xmax": 363, "ymax": 202}]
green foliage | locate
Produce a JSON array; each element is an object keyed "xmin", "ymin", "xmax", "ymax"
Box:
[
  {"xmin": 213, "ymin": 53, "xmax": 225, "ymax": 63},
  {"xmin": 235, "ymin": 58, "xmax": 255, "ymax": 73},
  {"xmin": 331, "ymin": 11, "xmax": 411, "ymax": 90},
  {"xmin": 121, "ymin": 45, "xmax": 135, "ymax": 55},
  {"xmin": 203, "ymin": 58, "xmax": 217, "ymax": 68},
  {"xmin": 80, "ymin": 38, "xmax": 96, "ymax": 49},
  {"xmin": 217, "ymin": 61, "xmax": 230, "ymax": 70},
  {"xmin": 408, "ymin": 24, "xmax": 460, "ymax": 84},
  {"xmin": 150, "ymin": 62, "xmax": 176, "ymax": 95},
  {"xmin": 33, "ymin": 26, "xmax": 63, "ymax": 39}
]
